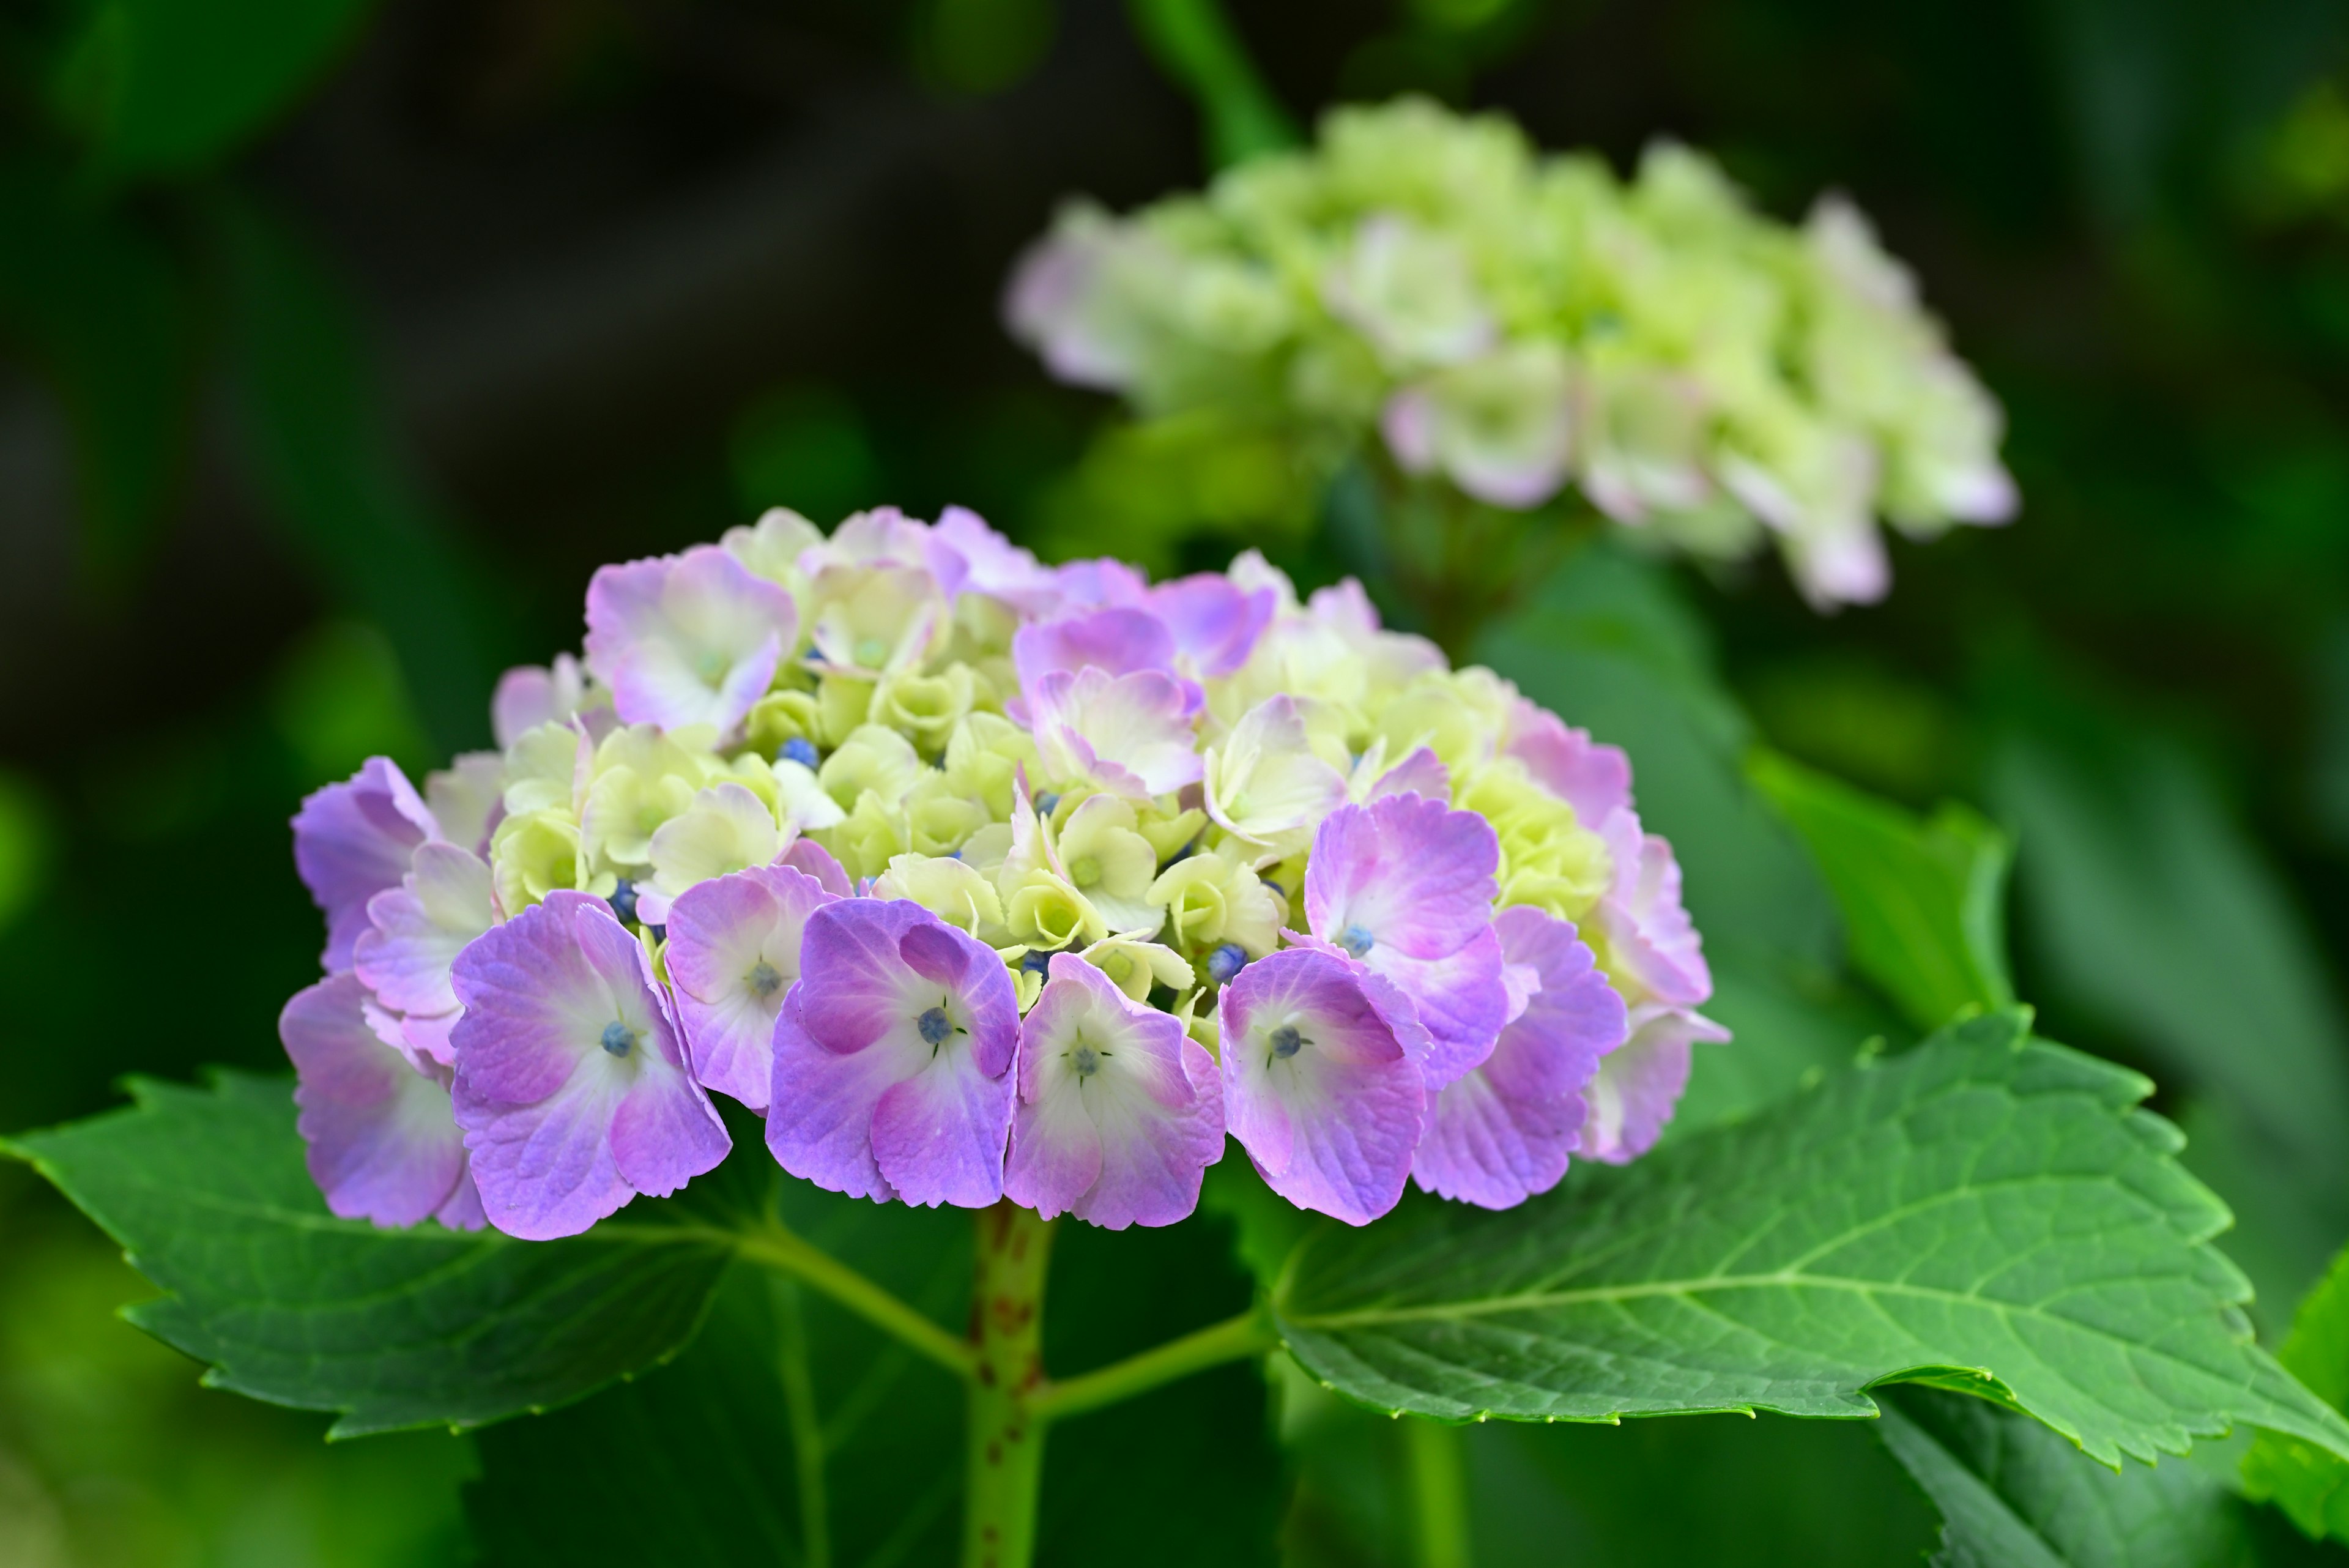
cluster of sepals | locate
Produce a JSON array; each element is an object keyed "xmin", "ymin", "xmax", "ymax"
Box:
[
  {"xmin": 1006, "ymin": 97, "xmax": 2014, "ymax": 608},
  {"xmin": 281, "ymin": 502, "xmax": 1721, "ymax": 1242}
]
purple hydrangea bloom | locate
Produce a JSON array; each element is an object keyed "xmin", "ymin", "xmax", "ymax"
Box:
[
  {"xmin": 933, "ymin": 505, "xmax": 1061, "ymax": 615},
  {"xmin": 1412, "ymin": 907, "xmax": 1628, "ymax": 1208},
  {"xmin": 353, "ymin": 841, "xmax": 495, "ymax": 1069},
  {"xmin": 450, "ymin": 891, "xmax": 730, "ymax": 1239},
  {"xmin": 1004, "ymin": 954, "xmax": 1223, "ymax": 1228},
  {"xmin": 782, "ymin": 837, "xmax": 853, "ymax": 897},
  {"xmin": 1028, "ymin": 667, "xmax": 1203, "ymax": 800},
  {"xmin": 1304, "ymin": 794, "xmax": 1508, "ymax": 1086},
  {"xmin": 1012, "ymin": 608, "xmax": 1186, "ymax": 712},
  {"xmin": 665, "ymin": 863, "xmax": 839, "ymax": 1110},
  {"xmin": 294, "ymin": 757, "xmax": 438, "ymax": 973},
  {"xmin": 766, "ymin": 899, "xmax": 1020, "ymax": 1208},
  {"xmin": 492, "ymin": 653, "xmax": 588, "ymax": 749},
  {"xmin": 584, "ymin": 544, "xmax": 799, "ymax": 734},
  {"xmin": 1145, "ymin": 573, "xmax": 1277, "ymax": 679},
  {"xmin": 1052, "ymin": 556, "xmax": 1151, "ymax": 610},
  {"xmin": 281, "ymin": 973, "xmax": 481, "ymax": 1228},
  {"xmin": 1579, "ymin": 1004, "xmax": 1728, "ymax": 1163},
  {"xmin": 1592, "ymin": 809, "xmax": 1713, "ymax": 1010},
  {"xmin": 1219, "ymin": 948, "xmax": 1427, "ymax": 1225},
  {"xmin": 1503, "ymin": 701, "xmax": 1631, "ymax": 827}
]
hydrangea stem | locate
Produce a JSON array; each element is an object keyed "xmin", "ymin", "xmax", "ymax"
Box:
[
  {"xmin": 1405, "ymin": 1419, "xmax": 1473, "ymax": 1568},
  {"xmin": 964, "ymin": 1200, "xmax": 1056, "ymax": 1568}
]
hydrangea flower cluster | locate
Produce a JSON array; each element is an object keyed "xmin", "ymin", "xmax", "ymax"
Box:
[
  {"xmin": 1005, "ymin": 97, "xmax": 2014, "ymax": 608},
  {"xmin": 281, "ymin": 504, "xmax": 1721, "ymax": 1239}
]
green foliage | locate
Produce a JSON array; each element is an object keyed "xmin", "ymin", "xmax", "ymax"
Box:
[
  {"xmin": 1123, "ymin": 0, "xmax": 1298, "ymax": 169},
  {"xmin": 0, "ymin": 1073, "xmax": 739, "ymax": 1438},
  {"xmin": 1878, "ymin": 1386, "xmax": 2266, "ymax": 1568},
  {"xmin": 49, "ymin": 0, "xmax": 377, "ymax": 179},
  {"xmin": 2244, "ymin": 1244, "xmax": 2349, "ymax": 1543},
  {"xmin": 1273, "ymin": 1011, "xmax": 2349, "ymax": 1468},
  {"xmin": 1750, "ymin": 747, "xmax": 2015, "ymax": 1033}
]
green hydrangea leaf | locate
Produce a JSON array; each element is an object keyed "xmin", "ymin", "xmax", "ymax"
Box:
[
  {"xmin": 0, "ymin": 1071, "xmax": 744, "ymax": 1438},
  {"xmin": 2243, "ymin": 1243, "xmax": 2349, "ymax": 1542},
  {"xmin": 1272, "ymin": 1012, "xmax": 2349, "ymax": 1469},
  {"xmin": 1878, "ymin": 1387, "xmax": 2265, "ymax": 1568},
  {"xmin": 1748, "ymin": 747, "xmax": 2015, "ymax": 1033}
]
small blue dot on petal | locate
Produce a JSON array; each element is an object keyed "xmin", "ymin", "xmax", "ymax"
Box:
[
  {"xmin": 918, "ymin": 1006, "xmax": 954, "ymax": 1046},
  {"xmin": 1338, "ymin": 924, "xmax": 1375, "ymax": 959},
  {"xmin": 781, "ymin": 737, "xmax": 820, "ymax": 769},
  {"xmin": 601, "ymin": 1022, "xmax": 637, "ymax": 1057},
  {"xmin": 1206, "ymin": 943, "xmax": 1249, "ymax": 984}
]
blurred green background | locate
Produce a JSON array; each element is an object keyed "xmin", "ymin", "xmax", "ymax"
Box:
[{"xmin": 7, "ymin": 0, "xmax": 2349, "ymax": 1562}]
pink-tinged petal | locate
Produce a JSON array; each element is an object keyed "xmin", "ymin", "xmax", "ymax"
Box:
[
  {"xmin": 1594, "ymin": 809, "xmax": 1712, "ymax": 1008},
  {"xmin": 1371, "ymin": 926, "xmax": 1510, "ymax": 1086},
  {"xmin": 1030, "ymin": 667, "xmax": 1202, "ymax": 799},
  {"xmin": 584, "ymin": 545, "xmax": 797, "ymax": 733},
  {"xmin": 354, "ymin": 842, "xmax": 494, "ymax": 1020},
  {"xmin": 293, "ymin": 757, "xmax": 437, "ymax": 972},
  {"xmin": 1146, "ymin": 574, "xmax": 1277, "ymax": 678},
  {"xmin": 281, "ymin": 974, "xmax": 470, "ymax": 1228},
  {"xmin": 1504, "ymin": 702, "xmax": 1631, "ymax": 825},
  {"xmin": 436, "ymin": 1170, "xmax": 487, "ymax": 1229},
  {"xmin": 450, "ymin": 891, "xmax": 728, "ymax": 1238},
  {"xmin": 934, "ymin": 505, "xmax": 1061, "ymax": 615},
  {"xmin": 766, "ymin": 998, "xmax": 902, "ymax": 1202},
  {"xmin": 667, "ymin": 863, "xmax": 839, "ymax": 1109},
  {"xmin": 492, "ymin": 654, "xmax": 587, "ymax": 750},
  {"xmin": 1412, "ymin": 908, "xmax": 1628, "ymax": 1208},
  {"xmin": 1052, "ymin": 557, "xmax": 1151, "ymax": 609},
  {"xmin": 781, "ymin": 837, "xmax": 853, "ymax": 897},
  {"xmin": 1219, "ymin": 948, "xmax": 1425, "ymax": 1226},
  {"xmin": 1579, "ymin": 1003, "xmax": 1729, "ymax": 1164},
  {"xmin": 1005, "ymin": 955, "xmax": 1222, "ymax": 1228},
  {"xmin": 1365, "ymin": 745, "xmax": 1450, "ymax": 804},
  {"xmin": 1012, "ymin": 608, "xmax": 1178, "ymax": 705},
  {"xmin": 1306, "ymin": 795, "xmax": 1498, "ymax": 961},
  {"xmin": 400, "ymin": 1010, "xmax": 460, "ymax": 1071},
  {"xmin": 772, "ymin": 899, "xmax": 1020, "ymax": 1208}
]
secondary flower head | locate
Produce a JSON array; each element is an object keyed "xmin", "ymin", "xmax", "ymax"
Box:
[
  {"xmin": 1006, "ymin": 97, "xmax": 2014, "ymax": 608},
  {"xmin": 449, "ymin": 892, "xmax": 729, "ymax": 1239},
  {"xmin": 282, "ymin": 502, "xmax": 1716, "ymax": 1239}
]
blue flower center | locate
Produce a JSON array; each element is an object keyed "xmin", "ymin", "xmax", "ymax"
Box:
[
  {"xmin": 601, "ymin": 1021, "xmax": 637, "ymax": 1058},
  {"xmin": 1206, "ymin": 943, "xmax": 1249, "ymax": 984},
  {"xmin": 918, "ymin": 1006, "xmax": 954, "ymax": 1047},
  {"xmin": 780, "ymin": 737, "xmax": 820, "ymax": 769},
  {"xmin": 1269, "ymin": 1024, "xmax": 1304, "ymax": 1060},
  {"xmin": 1072, "ymin": 1044, "xmax": 1100, "ymax": 1078},
  {"xmin": 607, "ymin": 878, "xmax": 640, "ymax": 924},
  {"xmin": 746, "ymin": 961, "xmax": 784, "ymax": 1000},
  {"xmin": 1020, "ymin": 948, "xmax": 1055, "ymax": 976},
  {"xmin": 1034, "ymin": 792, "xmax": 1061, "ymax": 817},
  {"xmin": 1337, "ymin": 924, "xmax": 1375, "ymax": 959}
]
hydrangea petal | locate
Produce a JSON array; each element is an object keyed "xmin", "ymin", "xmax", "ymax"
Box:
[
  {"xmin": 1579, "ymin": 1003, "xmax": 1729, "ymax": 1164},
  {"xmin": 1412, "ymin": 907, "xmax": 1628, "ymax": 1207},
  {"xmin": 354, "ymin": 841, "xmax": 494, "ymax": 1022},
  {"xmin": 1594, "ymin": 809, "xmax": 1712, "ymax": 1008},
  {"xmin": 1206, "ymin": 695, "xmax": 1348, "ymax": 857},
  {"xmin": 281, "ymin": 973, "xmax": 475, "ymax": 1228},
  {"xmin": 1146, "ymin": 574, "xmax": 1276, "ymax": 678},
  {"xmin": 293, "ymin": 757, "xmax": 437, "ymax": 972},
  {"xmin": 1030, "ymin": 667, "xmax": 1202, "ymax": 799},
  {"xmin": 666, "ymin": 863, "xmax": 838, "ymax": 1109},
  {"xmin": 450, "ymin": 891, "xmax": 729, "ymax": 1238},
  {"xmin": 584, "ymin": 545, "xmax": 797, "ymax": 733},
  {"xmin": 1219, "ymin": 948, "xmax": 1425, "ymax": 1225},
  {"xmin": 1006, "ymin": 954, "xmax": 1222, "ymax": 1228},
  {"xmin": 767, "ymin": 899, "xmax": 1018, "ymax": 1208}
]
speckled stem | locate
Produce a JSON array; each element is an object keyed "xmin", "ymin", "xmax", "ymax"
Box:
[{"xmin": 962, "ymin": 1200, "xmax": 1056, "ymax": 1568}]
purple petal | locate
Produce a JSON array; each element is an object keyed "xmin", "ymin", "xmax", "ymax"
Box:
[
  {"xmin": 667, "ymin": 863, "xmax": 839, "ymax": 1109},
  {"xmin": 1014, "ymin": 608, "xmax": 1178, "ymax": 702},
  {"xmin": 933, "ymin": 505, "xmax": 1061, "ymax": 615},
  {"xmin": 492, "ymin": 654, "xmax": 587, "ymax": 750},
  {"xmin": 1146, "ymin": 574, "xmax": 1277, "ymax": 678},
  {"xmin": 293, "ymin": 757, "xmax": 437, "ymax": 972},
  {"xmin": 354, "ymin": 842, "xmax": 495, "ymax": 1020},
  {"xmin": 1306, "ymin": 795, "xmax": 1498, "ymax": 960},
  {"xmin": 1219, "ymin": 948, "xmax": 1425, "ymax": 1225},
  {"xmin": 1412, "ymin": 907, "xmax": 1628, "ymax": 1208},
  {"xmin": 1579, "ymin": 1003, "xmax": 1729, "ymax": 1163},
  {"xmin": 1594, "ymin": 809, "xmax": 1712, "ymax": 1008},
  {"xmin": 771, "ymin": 899, "xmax": 1019, "ymax": 1208},
  {"xmin": 1029, "ymin": 667, "xmax": 1203, "ymax": 799},
  {"xmin": 782, "ymin": 838, "xmax": 853, "ymax": 897},
  {"xmin": 450, "ymin": 891, "xmax": 729, "ymax": 1238},
  {"xmin": 1504, "ymin": 702, "xmax": 1631, "ymax": 825},
  {"xmin": 1005, "ymin": 955, "xmax": 1223, "ymax": 1228},
  {"xmin": 1052, "ymin": 557, "xmax": 1151, "ymax": 610},
  {"xmin": 1370, "ymin": 925, "xmax": 1510, "ymax": 1085},
  {"xmin": 1364, "ymin": 745, "xmax": 1450, "ymax": 804},
  {"xmin": 281, "ymin": 973, "xmax": 472, "ymax": 1228},
  {"xmin": 584, "ymin": 545, "xmax": 797, "ymax": 733}
]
